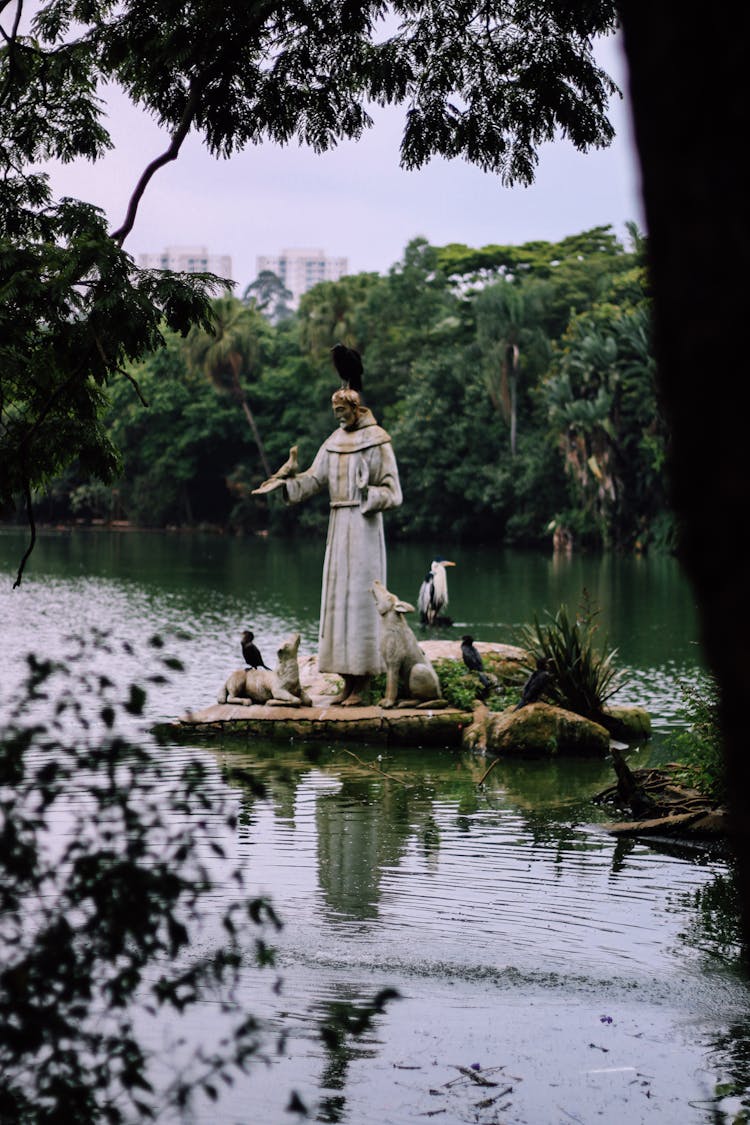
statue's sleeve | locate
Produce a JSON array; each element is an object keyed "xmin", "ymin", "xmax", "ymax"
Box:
[
  {"xmin": 283, "ymin": 442, "xmax": 328, "ymax": 505},
  {"xmin": 360, "ymin": 442, "xmax": 402, "ymax": 514}
]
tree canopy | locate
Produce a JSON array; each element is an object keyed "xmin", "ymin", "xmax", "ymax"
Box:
[
  {"xmin": 1, "ymin": 0, "xmax": 620, "ymax": 582},
  {"xmin": 35, "ymin": 228, "xmax": 656, "ymax": 552}
]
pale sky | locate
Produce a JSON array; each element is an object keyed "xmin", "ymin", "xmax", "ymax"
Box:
[{"xmin": 44, "ymin": 32, "xmax": 644, "ymax": 293}]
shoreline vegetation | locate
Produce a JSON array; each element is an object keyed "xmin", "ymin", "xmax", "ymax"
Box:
[{"xmin": 5, "ymin": 230, "xmax": 674, "ymax": 561}]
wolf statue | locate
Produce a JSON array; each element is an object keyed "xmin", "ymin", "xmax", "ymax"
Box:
[{"xmin": 371, "ymin": 580, "xmax": 442, "ymax": 708}]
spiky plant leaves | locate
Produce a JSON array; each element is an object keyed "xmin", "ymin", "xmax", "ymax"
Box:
[{"xmin": 520, "ymin": 594, "xmax": 625, "ymax": 719}]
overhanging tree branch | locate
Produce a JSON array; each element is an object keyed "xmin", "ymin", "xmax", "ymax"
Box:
[
  {"xmin": 0, "ymin": 0, "xmax": 25, "ymax": 110},
  {"xmin": 110, "ymin": 82, "xmax": 200, "ymax": 246}
]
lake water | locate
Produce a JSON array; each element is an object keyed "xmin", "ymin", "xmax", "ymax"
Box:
[{"xmin": 1, "ymin": 527, "xmax": 748, "ymax": 1124}]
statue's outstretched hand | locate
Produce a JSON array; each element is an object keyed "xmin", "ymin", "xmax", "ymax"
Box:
[
  {"xmin": 252, "ymin": 445, "xmax": 299, "ymax": 495},
  {"xmin": 252, "ymin": 477, "xmax": 286, "ymax": 496},
  {"xmin": 272, "ymin": 445, "xmax": 298, "ymax": 480}
]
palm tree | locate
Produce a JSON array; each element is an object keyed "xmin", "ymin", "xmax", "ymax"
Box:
[
  {"xmin": 475, "ymin": 279, "xmax": 550, "ymax": 458},
  {"xmin": 187, "ymin": 295, "xmax": 271, "ymax": 478},
  {"xmin": 297, "ymin": 275, "xmax": 378, "ymax": 361}
]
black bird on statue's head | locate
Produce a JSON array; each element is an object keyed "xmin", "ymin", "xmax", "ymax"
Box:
[
  {"xmin": 241, "ymin": 630, "xmax": 270, "ymax": 671},
  {"xmin": 331, "ymin": 343, "xmax": 363, "ymax": 394},
  {"xmin": 514, "ymin": 657, "xmax": 553, "ymax": 710},
  {"xmin": 461, "ymin": 635, "xmax": 492, "ymax": 692}
]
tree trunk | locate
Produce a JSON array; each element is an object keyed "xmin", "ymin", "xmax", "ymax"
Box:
[
  {"xmin": 618, "ymin": 6, "xmax": 750, "ymax": 938},
  {"xmin": 508, "ymin": 343, "xmax": 519, "ymax": 458},
  {"xmin": 228, "ymin": 353, "xmax": 272, "ymax": 478},
  {"xmin": 240, "ymin": 396, "xmax": 272, "ymax": 478}
]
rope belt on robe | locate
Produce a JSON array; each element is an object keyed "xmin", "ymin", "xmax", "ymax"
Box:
[{"xmin": 329, "ymin": 500, "xmax": 361, "ymax": 508}]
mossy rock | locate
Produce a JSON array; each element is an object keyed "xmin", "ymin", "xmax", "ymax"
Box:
[
  {"xmin": 463, "ymin": 701, "xmax": 610, "ymax": 758},
  {"xmin": 599, "ymin": 705, "xmax": 652, "ymax": 743}
]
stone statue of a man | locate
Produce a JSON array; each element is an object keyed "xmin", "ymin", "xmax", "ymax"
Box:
[{"xmin": 253, "ymin": 388, "xmax": 402, "ymax": 705}]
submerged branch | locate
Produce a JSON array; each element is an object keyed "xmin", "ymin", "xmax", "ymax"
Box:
[{"xmin": 340, "ymin": 748, "xmax": 410, "ymax": 787}]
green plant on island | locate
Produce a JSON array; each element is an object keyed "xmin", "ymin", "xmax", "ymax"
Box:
[
  {"xmin": 518, "ymin": 591, "xmax": 625, "ymax": 719},
  {"xmin": 431, "ymin": 659, "xmax": 518, "ymax": 712},
  {"xmin": 667, "ymin": 675, "xmax": 726, "ymax": 804},
  {"xmin": 364, "ymin": 662, "xmax": 516, "ymax": 711},
  {"xmin": 432, "ymin": 660, "xmax": 478, "ymax": 711}
]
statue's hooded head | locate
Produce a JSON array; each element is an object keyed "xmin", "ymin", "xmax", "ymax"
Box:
[{"xmin": 331, "ymin": 387, "xmax": 363, "ymax": 430}]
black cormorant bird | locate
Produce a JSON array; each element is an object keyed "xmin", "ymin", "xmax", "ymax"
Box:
[
  {"xmin": 331, "ymin": 343, "xmax": 363, "ymax": 393},
  {"xmin": 514, "ymin": 658, "xmax": 553, "ymax": 710},
  {"xmin": 418, "ymin": 557, "xmax": 456, "ymax": 626},
  {"xmin": 241, "ymin": 630, "xmax": 270, "ymax": 670},
  {"xmin": 461, "ymin": 635, "xmax": 492, "ymax": 691}
]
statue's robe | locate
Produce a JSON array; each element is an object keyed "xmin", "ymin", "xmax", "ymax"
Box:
[{"xmin": 283, "ymin": 409, "xmax": 402, "ymax": 676}]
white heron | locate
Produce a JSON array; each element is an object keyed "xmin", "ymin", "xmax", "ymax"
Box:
[{"xmin": 417, "ymin": 557, "xmax": 456, "ymax": 626}]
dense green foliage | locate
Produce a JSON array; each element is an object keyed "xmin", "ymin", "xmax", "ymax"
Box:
[
  {"xmin": 668, "ymin": 676, "xmax": 727, "ymax": 803},
  {"xmin": 1, "ymin": 0, "xmax": 621, "ymax": 582},
  {"xmin": 518, "ymin": 591, "xmax": 625, "ymax": 718},
  {"xmin": 433, "ymin": 657, "xmax": 519, "ymax": 711},
  {"xmin": 23, "ymin": 226, "xmax": 669, "ymax": 554},
  {"xmin": 432, "ymin": 659, "xmax": 481, "ymax": 711}
]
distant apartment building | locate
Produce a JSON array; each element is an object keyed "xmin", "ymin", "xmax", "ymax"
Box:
[
  {"xmin": 255, "ymin": 248, "xmax": 348, "ymax": 306},
  {"xmin": 137, "ymin": 246, "xmax": 233, "ymax": 282}
]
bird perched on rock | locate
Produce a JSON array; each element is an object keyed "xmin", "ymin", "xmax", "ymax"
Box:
[
  {"xmin": 331, "ymin": 342, "xmax": 363, "ymax": 393},
  {"xmin": 461, "ymin": 635, "xmax": 492, "ymax": 692},
  {"xmin": 269, "ymin": 445, "xmax": 298, "ymax": 480},
  {"xmin": 418, "ymin": 557, "xmax": 456, "ymax": 626},
  {"xmin": 514, "ymin": 658, "xmax": 553, "ymax": 710},
  {"xmin": 241, "ymin": 630, "xmax": 270, "ymax": 670}
]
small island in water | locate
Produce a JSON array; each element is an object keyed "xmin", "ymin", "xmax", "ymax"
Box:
[{"xmin": 165, "ymin": 633, "xmax": 728, "ymax": 845}]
